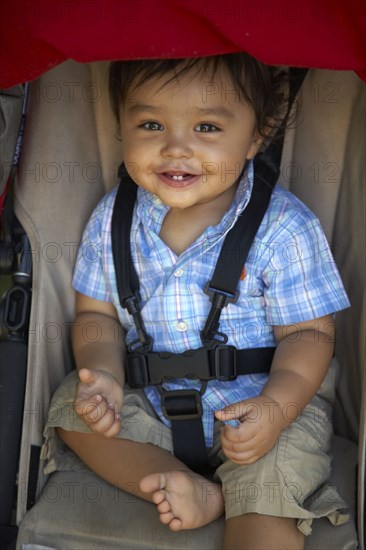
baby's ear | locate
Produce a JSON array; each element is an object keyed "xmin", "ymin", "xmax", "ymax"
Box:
[{"xmin": 246, "ymin": 131, "xmax": 264, "ymax": 160}]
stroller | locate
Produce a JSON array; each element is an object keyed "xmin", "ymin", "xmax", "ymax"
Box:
[{"xmin": 0, "ymin": 2, "xmax": 365, "ymax": 548}]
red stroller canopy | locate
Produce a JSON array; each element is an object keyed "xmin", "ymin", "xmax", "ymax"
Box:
[{"xmin": 1, "ymin": 0, "xmax": 366, "ymax": 88}]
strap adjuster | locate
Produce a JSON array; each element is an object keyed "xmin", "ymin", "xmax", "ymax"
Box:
[
  {"xmin": 123, "ymin": 294, "xmax": 152, "ymax": 351},
  {"xmin": 161, "ymin": 390, "xmax": 203, "ymax": 420},
  {"xmin": 126, "ymin": 353, "xmax": 149, "ymax": 388},
  {"xmin": 203, "ymin": 283, "xmax": 239, "ymax": 307},
  {"xmin": 201, "ymin": 284, "xmax": 239, "ymax": 344},
  {"xmin": 214, "ymin": 345, "xmax": 237, "ymax": 381}
]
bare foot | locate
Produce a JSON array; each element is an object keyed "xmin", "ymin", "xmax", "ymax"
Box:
[{"xmin": 139, "ymin": 470, "xmax": 224, "ymax": 531}]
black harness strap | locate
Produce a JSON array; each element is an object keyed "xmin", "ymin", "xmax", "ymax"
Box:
[
  {"xmin": 207, "ymin": 161, "xmax": 274, "ymax": 296},
  {"xmin": 163, "ymin": 390, "xmax": 208, "ymax": 474},
  {"xmin": 201, "ymin": 156, "xmax": 275, "ymax": 343},
  {"xmin": 111, "ymin": 170, "xmax": 152, "ymax": 351},
  {"xmin": 126, "ymin": 346, "xmax": 276, "ymax": 388}
]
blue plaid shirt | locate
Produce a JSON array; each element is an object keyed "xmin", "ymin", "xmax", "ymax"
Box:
[{"xmin": 73, "ymin": 161, "xmax": 350, "ymax": 446}]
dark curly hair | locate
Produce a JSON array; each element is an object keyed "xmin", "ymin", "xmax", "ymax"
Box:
[{"xmin": 109, "ymin": 53, "xmax": 290, "ymax": 141}]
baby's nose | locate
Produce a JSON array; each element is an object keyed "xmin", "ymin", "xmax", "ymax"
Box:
[{"xmin": 161, "ymin": 132, "xmax": 193, "ymax": 159}]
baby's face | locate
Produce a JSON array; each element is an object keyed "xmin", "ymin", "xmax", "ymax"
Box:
[{"xmin": 119, "ymin": 64, "xmax": 262, "ymax": 211}]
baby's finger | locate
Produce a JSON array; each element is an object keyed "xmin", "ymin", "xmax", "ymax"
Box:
[
  {"xmin": 102, "ymin": 415, "xmax": 122, "ymax": 438},
  {"xmin": 220, "ymin": 431, "xmax": 259, "ymax": 461},
  {"xmin": 89, "ymin": 407, "xmax": 121, "ymax": 436},
  {"xmin": 107, "ymin": 400, "xmax": 122, "ymax": 420},
  {"xmin": 74, "ymin": 395, "xmax": 107, "ymax": 424},
  {"xmin": 75, "ymin": 373, "xmax": 101, "ymax": 404},
  {"xmin": 222, "ymin": 446, "xmax": 259, "ymax": 465},
  {"xmin": 215, "ymin": 401, "xmax": 251, "ymax": 421},
  {"xmin": 78, "ymin": 368, "xmax": 96, "ymax": 385},
  {"xmin": 220, "ymin": 426, "xmax": 255, "ymax": 450},
  {"xmin": 216, "ymin": 400, "xmax": 265, "ymax": 425}
]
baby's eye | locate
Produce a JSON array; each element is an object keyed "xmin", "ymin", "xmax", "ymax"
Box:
[
  {"xmin": 140, "ymin": 121, "xmax": 164, "ymax": 131},
  {"xmin": 195, "ymin": 123, "xmax": 220, "ymax": 133}
]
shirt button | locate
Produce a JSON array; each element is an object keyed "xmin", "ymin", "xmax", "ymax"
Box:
[
  {"xmin": 176, "ymin": 321, "xmax": 187, "ymax": 332},
  {"xmin": 153, "ymin": 195, "xmax": 162, "ymax": 204},
  {"xmin": 174, "ymin": 268, "xmax": 184, "ymax": 277}
]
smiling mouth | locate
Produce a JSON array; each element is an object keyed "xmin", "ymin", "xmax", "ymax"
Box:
[
  {"xmin": 164, "ymin": 171, "xmax": 194, "ymax": 180},
  {"xmin": 159, "ymin": 171, "xmax": 200, "ymax": 186}
]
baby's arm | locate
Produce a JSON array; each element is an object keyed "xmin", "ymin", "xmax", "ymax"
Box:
[
  {"xmin": 72, "ymin": 292, "xmax": 126, "ymax": 438},
  {"xmin": 215, "ymin": 314, "xmax": 335, "ymax": 464}
]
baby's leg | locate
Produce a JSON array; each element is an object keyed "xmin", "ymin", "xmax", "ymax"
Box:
[
  {"xmin": 57, "ymin": 428, "xmax": 184, "ymax": 502},
  {"xmin": 58, "ymin": 429, "xmax": 224, "ymax": 530},
  {"xmin": 223, "ymin": 513, "xmax": 304, "ymax": 550}
]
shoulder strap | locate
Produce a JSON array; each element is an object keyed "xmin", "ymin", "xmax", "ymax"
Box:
[
  {"xmin": 111, "ymin": 166, "xmax": 152, "ymax": 350},
  {"xmin": 111, "ymin": 164, "xmax": 138, "ymax": 301},
  {"xmin": 206, "ymin": 158, "xmax": 276, "ymax": 297},
  {"xmin": 200, "ymin": 156, "xmax": 276, "ymax": 343}
]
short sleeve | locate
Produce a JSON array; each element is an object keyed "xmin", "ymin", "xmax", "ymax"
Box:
[
  {"xmin": 72, "ymin": 195, "xmax": 113, "ymax": 302},
  {"xmin": 263, "ymin": 216, "xmax": 350, "ymax": 326}
]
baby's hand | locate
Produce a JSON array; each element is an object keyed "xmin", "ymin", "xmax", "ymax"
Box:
[
  {"xmin": 74, "ymin": 368, "xmax": 123, "ymax": 437},
  {"xmin": 215, "ymin": 395, "xmax": 286, "ymax": 465}
]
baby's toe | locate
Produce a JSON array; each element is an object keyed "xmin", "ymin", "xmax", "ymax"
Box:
[
  {"xmin": 152, "ymin": 490, "xmax": 166, "ymax": 505},
  {"xmin": 159, "ymin": 510, "xmax": 174, "ymax": 525},
  {"xmin": 139, "ymin": 472, "xmax": 165, "ymax": 494},
  {"xmin": 157, "ymin": 499, "xmax": 171, "ymax": 514},
  {"xmin": 168, "ymin": 518, "xmax": 183, "ymax": 531}
]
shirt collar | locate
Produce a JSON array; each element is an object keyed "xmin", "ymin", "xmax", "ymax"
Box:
[{"xmin": 222, "ymin": 160, "xmax": 254, "ymax": 226}]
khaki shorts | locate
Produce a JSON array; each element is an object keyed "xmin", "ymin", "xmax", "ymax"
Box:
[{"xmin": 42, "ymin": 360, "xmax": 349, "ymax": 535}]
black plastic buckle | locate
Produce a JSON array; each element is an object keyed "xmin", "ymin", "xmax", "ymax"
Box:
[
  {"xmin": 123, "ymin": 294, "xmax": 153, "ymax": 351},
  {"xmin": 214, "ymin": 345, "xmax": 237, "ymax": 381},
  {"xmin": 161, "ymin": 390, "xmax": 203, "ymax": 420},
  {"xmin": 126, "ymin": 353, "xmax": 149, "ymax": 388},
  {"xmin": 203, "ymin": 283, "xmax": 239, "ymax": 307},
  {"xmin": 201, "ymin": 284, "xmax": 239, "ymax": 345},
  {"xmin": 148, "ymin": 347, "xmax": 210, "ymax": 385}
]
